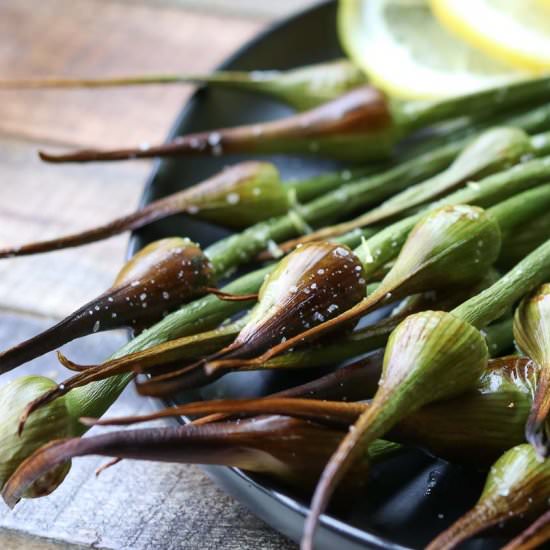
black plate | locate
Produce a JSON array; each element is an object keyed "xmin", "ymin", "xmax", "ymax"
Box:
[{"xmin": 129, "ymin": 2, "xmax": 508, "ymax": 548}]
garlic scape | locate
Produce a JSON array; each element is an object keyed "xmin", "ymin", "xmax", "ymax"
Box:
[
  {"xmin": 37, "ymin": 75, "xmax": 550, "ymax": 164},
  {"xmin": 427, "ymin": 444, "xmax": 550, "ymax": 550},
  {"xmin": 0, "ymin": 162, "xmax": 289, "ymax": 258},
  {"xmin": 30, "ymin": 280, "xmax": 508, "ymax": 420},
  {"xmin": 246, "ymin": 183, "xmax": 550, "ymax": 371},
  {"xmin": 1, "ymin": 416, "xmax": 401, "ymax": 508},
  {"xmin": 39, "ymin": 86, "xmax": 397, "ymax": 163},
  {"xmin": 0, "ymin": 238, "xmax": 214, "ymax": 374},
  {"xmin": 301, "ymin": 310, "xmax": 490, "ymax": 550},
  {"xmin": 85, "ymin": 355, "xmax": 534, "ymax": 467},
  {"xmin": 206, "ymin": 203, "xmax": 502, "ymax": 381},
  {"xmin": 5, "ymin": 146, "xmax": 546, "ymax": 489},
  {"xmin": 503, "ymin": 509, "xmax": 550, "ymax": 550},
  {"xmin": 136, "ymin": 242, "xmax": 367, "ymax": 396},
  {"xmin": 0, "ymin": 135, "xmax": 467, "ymax": 266},
  {"xmin": 270, "ymin": 126, "xmax": 536, "ymax": 256},
  {"xmin": 0, "ymin": 59, "xmax": 367, "ymax": 111},
  {"xmin": 300, "ymin": 237, "xmax": 550, "ymax": 550},
  {"xmin": 514, "ymin": 284, "xmax": 550, "ymax": 458}
]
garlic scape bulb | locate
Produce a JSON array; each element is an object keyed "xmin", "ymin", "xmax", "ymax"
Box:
[
  {"xmin": 271, "ymin": 126, "xmax": 535, "ymax": 255},
  {"xmin": 427, "ymin": 444, "xmax": 550, "ymax": 550},
  {"xmin": 0, "ymin": 238, "xmax": 214, "ymax": 374},
  {"xmin": 503, "ymin": 509, "xmax": 550, "ymax": 550},
  {"xmin": 136, "ymin": 242, "xmax": 367, "ymax": 396},
  {"xmin": 514, "ymin": 283, "xmax": 550, "ymax": 458},
  {"xmin": 1, "ymin": 416, "xmax": 402, "ymax": 508},
  {"xmin": 0, "ymin": 59, "xmax": 367, "ymax": 112},
  {"xmin": 301, "ymin": 310, "xmax": 489, "ymax": 550},
  {"xmin": 30, "ymin": 279, "xmax": 508, "ymax": 422},
  {"xmin": 36, "ymin": 75, "xmax": 550, "ymax": 164},
  {"xmin": 212, "ymin": 204, "xmax": 501, "ymax": 377},
  {"xmin": 38, "ymin": 86, "xmax": 396, "ymax": 164},
  {"xmin": 393, "ymin": 355, "xmax": 536, "ymax": 466},
  {"xmin": 0, "ymin": 162, "xmax": 288, "ymax": 258},
  {"xmin": 0, "ymin": 377, "xmax": 76, "ymax": 498}
]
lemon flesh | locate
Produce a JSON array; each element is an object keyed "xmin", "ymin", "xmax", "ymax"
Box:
[
  {"xmin": 338, "ymin": 0, "xmax": 529, "ymax": 99},
  {"xmin": 431, "ymin": 0, "xmax": 550, "ymax": 72}
]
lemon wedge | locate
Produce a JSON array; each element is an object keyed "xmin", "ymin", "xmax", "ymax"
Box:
[
  {"xmin": 338, "ymin": 0, "xmax": 529, "ymax": 99},
  {"xmin": 430, "ymin": 0, "xmax": 550, "ymax": 72}
]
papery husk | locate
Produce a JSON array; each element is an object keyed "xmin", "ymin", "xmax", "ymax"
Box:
[
  {"xmin": 2, "ymin": 415, "xmax": 401, "ymax": 508},
  {"xmin": 514, "ymin": 283, "xmax": 550, "ymax": 458},
  {"xmin": 503, "ymin": 508, "xmax": 550, "ymax": 550},
  {"xmin": 300, "ymin": 310, "xmax": 489, "ymax": 550},
  {"xmin": 0, "ymin": 162, "xmax": 287, "ymax": 259},
  {"xmin": 137, "ymin": 242, "xmax": 367, "ymax": 396},
  {"xmin": 0, "ymin": 238, "xmax": 214, "ymax": 374},
  {"xmin": 427, "ymin": 444, "xmax": 550, "ymax": 550},
  {"xmin": 38, "ymin": 86, "xmax": 396, "ymax": 164}
]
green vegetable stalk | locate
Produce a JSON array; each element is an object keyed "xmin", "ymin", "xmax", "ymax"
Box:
[
  {"xmin": 0, "ymin": 238, "xmax": 215, "ymax": 373},
  {"xmin": 270, "ymin": 126, "xmax": 539, "ymax": 255},
  {"xmin": 0, "ymin": 59, "xmax": 368, "ymax": 111},
  {"xmin": 36, "ymin": 75, "xmax": 550, "ymax": 163}
]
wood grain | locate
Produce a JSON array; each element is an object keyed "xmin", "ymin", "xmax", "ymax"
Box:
[
  {"xmin": 0, "ymin": 0, "xmax": 261, "ymax": 148},
  {"xmin": 0, "ymin": 136, "xmax": 147, "ymax": 319}
]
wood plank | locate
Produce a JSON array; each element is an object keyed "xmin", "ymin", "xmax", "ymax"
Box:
[
  {"xmin": 0, "ymin": 313, "xmax": 296, "ymax": 550},
  {"xmin": 0, "ymin": 0, "xmax": 261, "ymax": 148},
  {"xmin": 0, "ymin": 136, "xmax": 148, "ymax": 320},
  {"xmin": 119, "ymin": 0, "xmax": 320, "ymax": 19}
]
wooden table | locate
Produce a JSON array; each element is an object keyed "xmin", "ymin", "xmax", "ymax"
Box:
[{"xmin": 0, "ymin": 1, "xmax": 317, "ymax": 547}]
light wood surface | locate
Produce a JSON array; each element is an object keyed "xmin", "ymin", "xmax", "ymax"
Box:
[{"xmin": 0, "ymin": 0, "xmax": 314, "ymax": 547}]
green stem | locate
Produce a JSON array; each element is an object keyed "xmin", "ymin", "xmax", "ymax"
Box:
[
  {"xmin": 285, "ymin": 166, "xmax": 381, "ymax": 204},
  {"xmin": 398, "ymin": 76, "xmax": 550, "ymax": 131},
  {"xmin": 453, "ymin": 239, "xmax": 550, "ymax": 328},
  {"xmin": 354, "ymin": 158, "xmax": 550, "ymax": 273},
  {"xmin": 206, "ymin": 142, "xmax": 459, "ymax": 275}
]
